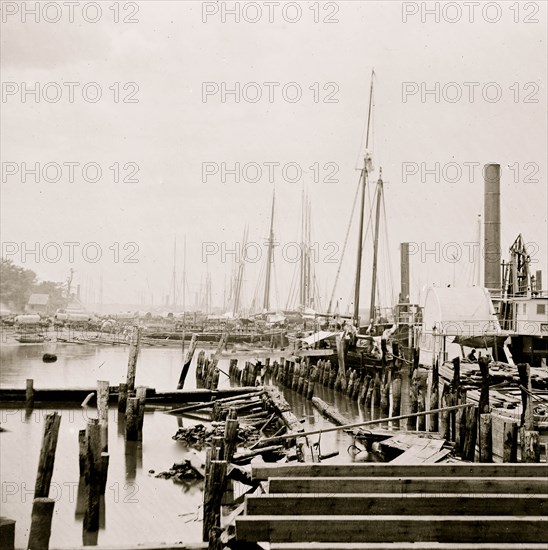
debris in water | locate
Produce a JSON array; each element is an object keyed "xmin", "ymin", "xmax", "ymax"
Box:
[{"xmin": 154, "ymin": 459, "xmax": 204, "ymax": 482}]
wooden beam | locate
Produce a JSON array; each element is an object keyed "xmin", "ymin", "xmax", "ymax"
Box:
[
  {"xmin": 257, "ymin": 403, "xmax": 473, "ymax": 445},
  {"xmin": 235, "ymin": 515, "xmax": 548, "ymax": 543},
  {"xmin": 45, "ymin": 545, "xmax": 208, "ymax": 550},
  {"xmin": 251, "ymin": 463, "xmax": 547, "ymax": 480},
  {"xmin": 244, "ymin": 493, "xmax": 547, "ymax": 516},
  {"xmin": 0, "ymin": 386, "xmax": 261, "ymax": 405},
  {"xmin": 267, "ymin": 544, "xmax": 548, "ymax": 550},
  {"xmin": 266, "ymin": 476, "xmax": 547, "ymax": 495}
]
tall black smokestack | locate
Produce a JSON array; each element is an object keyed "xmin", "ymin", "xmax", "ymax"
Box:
[
  {"xmin": 484, "ymin": 163, "xmax": 501, "ymax": 294},
  {"xmin": 400, "ymin": 242, "xmax": 410, "ymax": 303}
]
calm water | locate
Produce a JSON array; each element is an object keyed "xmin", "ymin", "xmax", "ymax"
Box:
[{"xmin": 1, "ymin": 341, "xmax": 379, "ymax": 547}]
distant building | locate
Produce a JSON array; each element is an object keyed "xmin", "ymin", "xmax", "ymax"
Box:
[{"xmin": 27, "ymin": 293, "xmax": 50, "ymax": 315}]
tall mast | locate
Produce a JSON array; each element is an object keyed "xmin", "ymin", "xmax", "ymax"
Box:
[
  {"xmin": 172, "ymin": 237, "xmax": 177, "ymax": 310},
  {"xmin": 234, "ymin": 225, "xmax": 248, "ymax": 316},
  {"xmin": 263, "ymin": 191, "xmax": 275, "ymax": 311},
  {"xmin": 369, "ymin": 171, "xmax": 383, "ymax": 323},
  {"xmin": 182, "ymin": 236, "xmax": 186, "ymax": 312},
  {"xmin": 307, "ymin": 196, "xmax": 312, "ymax": 307},
  {"xmin": 66, "ymin": 268, "xmax": 75, "ymax": 308},
  {"xmin": 353, "ymin": 70, "xmax": 375, "ymax": 327},
  {"xmin": 300, "ymin": 189, "xmax": 306, "ymax": 307}
]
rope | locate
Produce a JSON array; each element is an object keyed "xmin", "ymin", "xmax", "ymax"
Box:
[
  {"xmin": 519, "ymin": 384, "xmax": 548, "ymax": 402},
  {"xmin": 381, "ymin": 191, "xmax": 395, "ymax": 306},
  {"xmin": 327, "ymin": 173, "xmax": 361, "ymax": 313}
]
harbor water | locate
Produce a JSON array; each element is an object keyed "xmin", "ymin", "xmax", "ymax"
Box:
[{"xmin": 1, "ymin": 341, "xmax": 381, "ymax": 547}]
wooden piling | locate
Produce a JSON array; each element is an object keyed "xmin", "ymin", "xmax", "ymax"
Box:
[
  {"xmin": 407, "ymin": 351, "xmax": 419, "ymax": 430},
  {"xmin": 380, "ymin": 371, "xmax": 391, "ymax": 417},
  {"xmin": 196, "ymin": 350, "xmax": 204, "ymax": 379},
  {"xmin": 27, "ymin": 498, "xmax": 54, "ymax": 550},
  {"xmin": 135, "ymin": 386, "xmax": 147, "ymax": 439},
  {"xmin": 202, "ymin": 460, "xmax": 228, "ymax": 541},
  {"xmin": 521, "ymin": 430, "xmax": 541, "ymax": 463},
  {"xmin": 306, "ymin": 365, "xmax": 317, "ymax": 400},
  {"xmin": 478, "ymin": 356, "xmax": 490, "ymax": 414},
  {"xmin": 452, "ymin": 356, "xmax": 461, "ymax": 387},
  {"xmin": 125, "ymin": 397, "xmax": 139, "ymax": 441},
  {"xmin": 335, "ymin": 334, "xmax": 347, "ymax": 392},
  {"xmin": 78, "ymin": 429, "xmax": 86, "ymax": 476},
  {"xmin": 117, "ymin": 382, "xmax": 128, "ymax": 413},
  {"xmin": 208, "ymin": 526, "xmax": 223, "ymax": 550},
  {"xmin": 400, "ymin": 356, "xmax": 411, "ymax": 420},
  {"xmin": 292, "ymin": 362, "xmax": 300, "ymax": 391},
  {"xmin": 0, "ymin": 518, "xmax": 16, "ymax": 550},
  {"xmin": 84, "ymin": 419, "xmax": 101, "ymax": 533},
  {"xmin": 34, "ymin": 413, "xmax": 61, "ymax": 498},
  {"xmin": 223, "ymin": 408, "xmax": 239, "ymax": 461},
  {"xmin": 211, "ymin": 368, "xmax": 220, "ymax": 390},
  {"xmin": 517, "ymin": 363, "xmax": 540, "ymax": 462},
  {"xmin": 125, "ymin": 327, "xmax": 141, "ymax": 394},
  {"xmin": 417, "ymin": 387, "xmax": 426, "ymax": 431},
  {"xmin": 479, "ymin": 413, "xmax": 493, "ymax": 463},
  {"xmin": 462, "ymin": 406, "xmax": 478, "ymax": 462},
  {"xmin": 491, "ymin": 414, "xmax": 518, "ymax": 462},
  {"xmin": 429, "ymin": 360, "xmax": 439, "ymax": 432},
  {"xmin": 26, "ymin": 378, "xmax": 35, "ymax": 409},
  {"xmin": 455, "ymin": 388, "xmax": 467, "ymax": 452},
  {"xmin": 439, "ymin": 384, "xmax": 450, "ymax": 440},
  {"xmin": 100, "ymin": 452, "xmax": 109, "ymax": 494},
  {"xmin": 391, "ymin": 377, "xmax": 402, "ymax": 418},
  {"xmin": 177, "ymin": 333, "xmax": 197, "ymax": 389},
  {"xmin": 96, "ymin": 380, "xmax": 109, "ymax": 453},
  {"xmin": 518, "ymin": 363, "xmax": 533, "ymax": 428},
  {"xmin": 360, "ymin": 374, "xmax": 371, "ymax": 407}
]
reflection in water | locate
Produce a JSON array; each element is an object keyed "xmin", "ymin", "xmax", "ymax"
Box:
[
  {"xmin": 272, "ymin": 378, "xmax": 386, "ymax": 463},
  {"xmin": 1, "ymin": 342, "xmax": 388, "ymax": 547},
  {"xmin": 124, "ymin": 440, "xmax": 142, "ymax": 480},
  {"xmin": 75, "ymin": 477, "xmax": 86, "ymax": 517},
  {"xmin": 99, "ymin": 495, "xmax": 106, "ymax": 530},
  {"xmin": 82, "ymin": 529, "xmax": 98, "ymax": 547},
  {"xmin": 117, "ymin": 413, "xmax": 126, "ymax": 437}
]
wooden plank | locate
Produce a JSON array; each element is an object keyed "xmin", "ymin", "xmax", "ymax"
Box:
[
  {"xmin": 251, "ymin": 463, "xmax": 547, "ymax": 480},
  {"xmin": 421, "ymin": 448, "xmax": 453, "ymax": 464},
  {"xmin": 268, "ymin": 544, "xmax": 548, "ymax": 550},
  {"xmin": 244, "ymin": 493, "xmax": 548, "ymax": 516},
  {"xmin": 235, "ymin": 515, "xmax": 548, "ymax": 543},
  {"xmin": 266, "ymin": 477, "xmax": 548, "ymax": 495},
  {"xmin": 48, "ymin": 545, "xmax": 208, "ymax": 550},
  {"xmin": 390, "ymin": 440, "xmax": 446, "ymax": 465}
]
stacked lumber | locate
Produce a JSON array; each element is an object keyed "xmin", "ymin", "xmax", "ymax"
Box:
[{"xmin": 235, "ymin": 463, "xmax": 548, "ymax": 547}]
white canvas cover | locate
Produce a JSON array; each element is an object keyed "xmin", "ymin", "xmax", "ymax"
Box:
[
  {"xmin": 421, "ymin": 286, "xmax": 500, "ymax": 337},
  {"xmin": 299, "ymin": 330, "xmax": 340, "ymax": 346}
]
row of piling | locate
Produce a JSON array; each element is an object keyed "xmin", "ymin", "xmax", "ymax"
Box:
[
  {"xmin": 226, "ymin": 344, "xmax": 542, "ymax": 464},
  {"xmin": 4, "ymin": 326, "xmax": 149, "ymax": 550}
]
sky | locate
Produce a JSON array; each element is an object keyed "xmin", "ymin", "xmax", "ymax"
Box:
[{"xmin": 1, "ymin": 0, "xmax": 547, "ymax": 313}]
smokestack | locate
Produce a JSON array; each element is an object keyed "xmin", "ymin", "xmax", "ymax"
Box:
[
  {"xmin": 484, "ymin": 163, "xmax": 501, "ymax": 294},
  {"xmin": 535, "ymin": 270, "xmax": 542, "ymax": 292},
  {"xmin": 400, "ymin": 242, "xmax": 410, "ymax": 303}
]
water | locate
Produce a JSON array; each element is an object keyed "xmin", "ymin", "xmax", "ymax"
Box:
[
  {"xmin": 0, "ymin": 341, "xmax": 223, "ymax": 391},
  {"xmin": 0, "ymin": 341, "xmax": 380, "ymax": 547}
]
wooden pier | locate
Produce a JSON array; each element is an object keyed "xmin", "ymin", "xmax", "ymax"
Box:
[{"xmin": 234, "ymin": 463, "xmax": 547, "ymax": 548}]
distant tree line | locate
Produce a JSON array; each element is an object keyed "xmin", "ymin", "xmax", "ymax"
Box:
[{"xmin": 0, "ymin": 258, "xmax": 66, "ymax": 312}]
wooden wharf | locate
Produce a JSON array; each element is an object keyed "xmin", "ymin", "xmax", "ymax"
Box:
[{"xmin": 234, "ymin": 463, "xmax": 548, "ymax": 548}]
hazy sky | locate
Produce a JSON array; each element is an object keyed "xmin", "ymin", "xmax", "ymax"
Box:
[{"xmin": 1, "ymin": 0, "xmax": 547, "ymax": 312}]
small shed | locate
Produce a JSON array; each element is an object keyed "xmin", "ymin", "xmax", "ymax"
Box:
[{"xmin": 26, "ymin": 293, "xmax": 50, "ymax": 314}]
